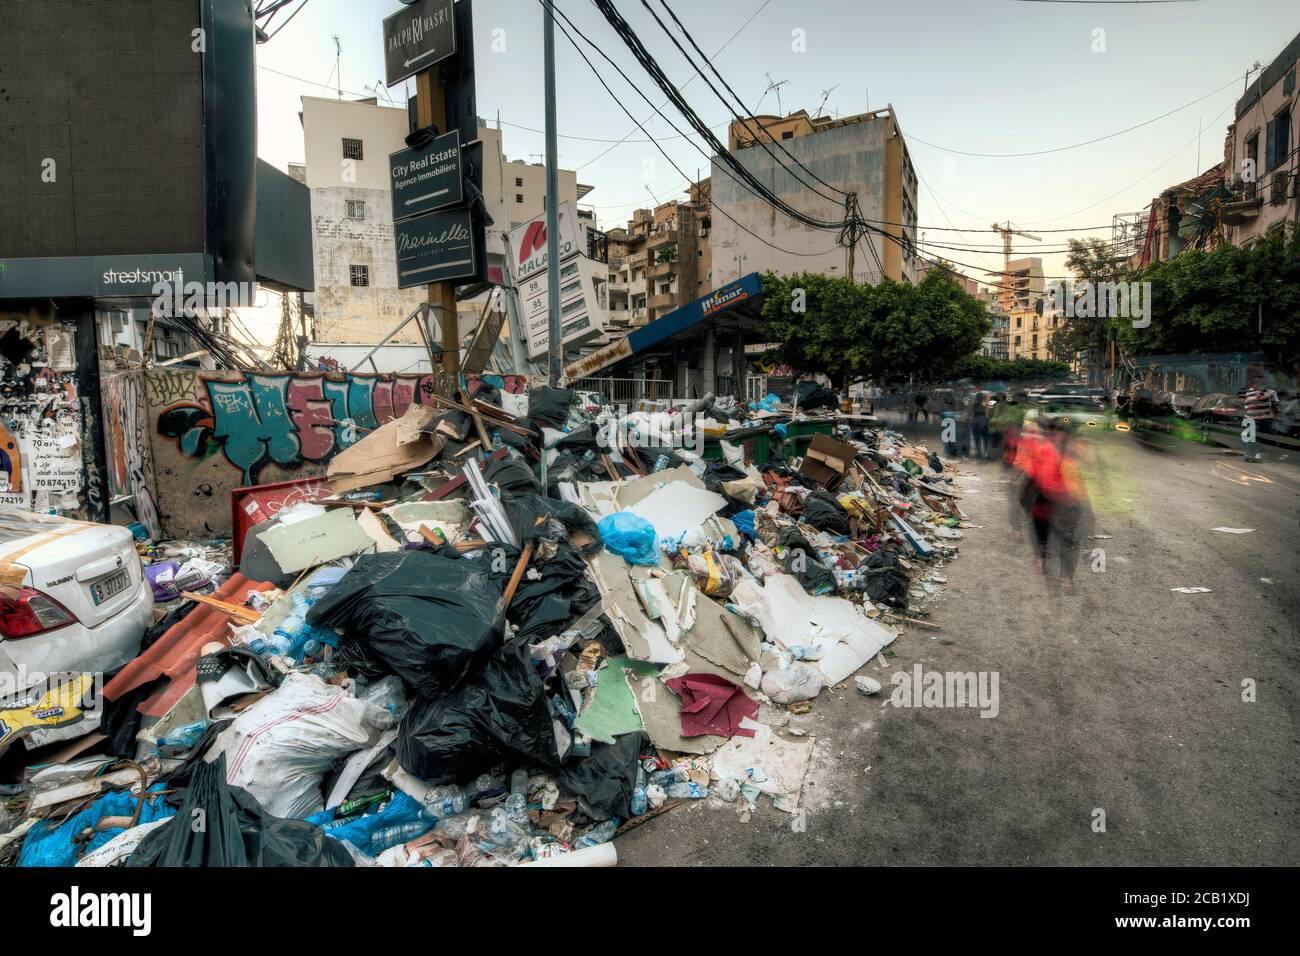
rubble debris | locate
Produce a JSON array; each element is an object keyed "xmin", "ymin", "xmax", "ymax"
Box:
[{"xmin": 0, "ymin": 383, "xmax": 974, "ymax": 867}]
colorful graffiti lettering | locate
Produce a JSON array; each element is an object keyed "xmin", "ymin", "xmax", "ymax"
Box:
[{"xmin": 157, "ymin": 372, "xmax": 440, "ymax": 484}]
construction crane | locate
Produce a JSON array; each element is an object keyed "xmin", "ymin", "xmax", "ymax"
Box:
[{"xmin": 989, "ymin": 221, "xmax": 1041, "ymax": 317}]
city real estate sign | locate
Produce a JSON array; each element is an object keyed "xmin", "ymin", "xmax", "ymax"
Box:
[
  {"xmin": 383, "ymin": 0, "xmax": 456, "ymax": 86},
  {"xmin": 394, "ymin": 208, "xmax": 478, "ymax": 288},
  {"xmin": 389, "ymin": 130, "xmax": 464, "ymax": 221}
]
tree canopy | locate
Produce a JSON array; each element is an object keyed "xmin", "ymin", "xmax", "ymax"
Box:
[
  {"xmin": 1110, "ymin": 225, "xmax": 1300, "ymax": 365},
  {"xmin": 760, "ymin": 268, "xmax": 990, "ymax": 385}
]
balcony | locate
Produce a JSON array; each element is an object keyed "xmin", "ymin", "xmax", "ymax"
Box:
[
  {"xmin": 648, "ymin": 229, "xmax": 680, "ymax": 248},
  {"xmin": 648, "ymin": 291, "xmax": 678, "ymax": 311}
]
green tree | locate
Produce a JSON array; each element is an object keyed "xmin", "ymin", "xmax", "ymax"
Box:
[
  {"xmin": 1051, "ymin": 237, "xmax": 1128, "ymax": 364},
  {"xmin": 760, "ymin": 269, "xmax": 990, "ymax": 386},
  {"xmin": 1110, "ymin": 225, "xmax": 1300, "ymax": 365}
]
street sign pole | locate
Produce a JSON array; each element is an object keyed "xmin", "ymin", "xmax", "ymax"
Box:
[
  {"xmin": 416, "ymin": 68, "xmax": 461, "ymax": 390},
  {"xmin": 543, "ymin": 0, "xmax": 562, "ymax": 387}
]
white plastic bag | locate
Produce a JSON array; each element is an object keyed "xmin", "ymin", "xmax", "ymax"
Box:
[{"xmin": 760, "ymin": 663, "xmax": 824, "ymax": 704}]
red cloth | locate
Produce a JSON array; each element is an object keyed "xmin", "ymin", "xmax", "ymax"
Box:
[{"xmin": 665, "ymin": 673, "xmax": 758, "ymax": 738}]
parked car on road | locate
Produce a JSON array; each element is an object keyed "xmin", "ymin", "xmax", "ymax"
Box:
[
  {"xmin": 1157, "ymin": 391, "xmax": 1201, "ymax": 417},
  {"xmin": 0, "ymin": 513, "xmax": 152, "ymax": 753},
  {"xmin": 1189, "ymin": 393, "xmax": 1243, "ymax": 425},
  {"xmin": 1037, "ymin": 383, "xmax": 1103, "ymax": 409}
]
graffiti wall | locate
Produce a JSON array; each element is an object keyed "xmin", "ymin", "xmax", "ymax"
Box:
[
  {"xmin": 102, "ymin": 370, "xmax": 162, "ymax": 539},
  {"xmin": 146, "ymin": 369, "xmax": 444, "ymax": 537},
  {"xmin": 0, "ymin": 315, "xmax": 84, "ymax": 514}
]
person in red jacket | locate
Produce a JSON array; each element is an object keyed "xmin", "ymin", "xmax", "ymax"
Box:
[{"xmin": 1022, "ymin": 417, "xmax": 1088, "ymax": 593}]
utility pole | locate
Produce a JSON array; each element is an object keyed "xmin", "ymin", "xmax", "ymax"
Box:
[
  {"xmin": 416, "ymin": 69, "xmax": 461, "ymax": 389},
  {"xmin": 543, "ymin": 0, "xmax": 562, "ymax": 385}
]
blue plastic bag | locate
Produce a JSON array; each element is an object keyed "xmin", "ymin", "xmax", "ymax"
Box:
[
  {"xmin": 18, "ymin": 784, "xmax": 175, "ymax": 867},
  {"xmin": 597, "ymin": 512, "xmax": 659, "ymax": 566},
  {"xmin": 732, "ymin": 509, "xmax": 757, "ymax": 541}
]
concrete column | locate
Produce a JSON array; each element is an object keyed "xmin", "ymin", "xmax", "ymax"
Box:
[{"xmin": 701, "ymin": 325, "xmax": 716, "ymax": 398}]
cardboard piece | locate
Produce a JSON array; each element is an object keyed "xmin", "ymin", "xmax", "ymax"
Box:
[
  {"xmin": 731, "ymin": 573, "xmax": 896, "ymax": 686},
  {"xmin": 327, "ymin": 405, "xmax": 442, "ymax": 494},
  {"xmin": 256, "ymin": 507, "xmax": 372, "ymax": 575},
  {"xmin": 573, "ymin": 656, "xmax": 659, "ymax": 744},
  {"xmin": 589, "ymin": 551, "xmax": 685, "ymax": 665},
  {"xmin": 627, "ymin": 667, "xmax": 728, "ymax": 755},
  {"xmin": 625, "ymin": 482, "xmax": 727, "ymax": 542},
  {"xmin": 799, "ymin": 433, "xmax": 858, "ymax": 489}
]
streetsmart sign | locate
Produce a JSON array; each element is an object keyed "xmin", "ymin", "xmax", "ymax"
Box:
[
  {"xmin": 383, "ymin": 0, "xmax": 456, "ymax": 87},
  {"xmin": 394, "ymin": 207, "xmax": 477, "ymax": 289},
  {"xmin": 390, "ymin": 131, "xmax": 463, "ymax": 222}
]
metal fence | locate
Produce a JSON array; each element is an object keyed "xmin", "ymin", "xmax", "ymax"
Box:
[{"xmin": 568, "ymin": 377, "xmax": 676, "ymax": 405}]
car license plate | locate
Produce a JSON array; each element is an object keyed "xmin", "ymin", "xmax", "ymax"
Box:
[{"xmin": 90, "ymin": 569, "xmax": 131, "ymax": 605}]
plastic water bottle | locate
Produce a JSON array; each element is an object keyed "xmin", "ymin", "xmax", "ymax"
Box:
[
  {"xmin": 648, "ymin": 768, "xmax": 689, "ymax": 787},
  {"xmin": 664, "ymin": 781, "xmax": 708, "ymax": 800},
  {"xmin": 156, "ymin": 720, "xmax": 209, "ymax": 749},
  {"xmin": 652, "ymin": 453, "xmax": 669, "ymax": 473},
  {"xmin": 630, "ymin": 766, "xmax": 648, "ymax": 816},
  {"xmin": 575, "ymin": 817, "xmax": 620, "ymax": 847},
  {"xmin": 420, "ymin": 785, "xmax": 471, "ymax": 818},
  {"xmin": 369, "ymin": 820, "xmax": 431, "ymax": 853}
]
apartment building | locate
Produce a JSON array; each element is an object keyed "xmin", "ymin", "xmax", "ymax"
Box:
[
  {"xmin": 299, "ymin": 97, "xmax": 587, "ymax": 346},
  {"xmin": 602, "ymin": 209, "xmax": 650, "ymax": 333},
  {"xmin": 1222, "ymin": 30, "xmax": 1299, "ymax": 246},
  {"xmin": 712, "ymin": 107, "xmax": 917, "ymax": 286},
  {"xmin": 644, "ymin": 179, "xmax": 713, "ymax": 322},
  {"xmin": 999, "ymin": 257, "xmax": 1056, "ymax": 361}
]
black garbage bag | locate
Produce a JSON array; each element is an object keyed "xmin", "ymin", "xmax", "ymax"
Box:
[
  {"xmin": 501, "ymin": 493, "xmax": 603, "ymax": 556},
  {"xmin": 778, "ymin": 526, "xmax": 836, "ymax": 594},
  {"xmin": 793, "ymin": 380, "xmax": 838, "ymax": 410},
  {"xmin": 306, "ymin": 551, "xmax": 504, "ymax": 699},
  {"xmin": 556, "ymin": 731, "xmax": 648, "ymax": 822},
  {"xmin": 127, "ymin": 754, "xmax": 355, "ymax": 867},
  {"xmin": 802, "ymin": 490, "xmax": 850, "ymax": 535},
  {"xmin": 542, "ymin": 451, "xmax": 607, "ymax": 494},
  {"xmin": 862, "ymin": 546, "xmax": 910, "ymax": 609},
  {"xmin": 555, "ymin": 422, "xmax": 602, "ymax": 456},
  {"xmin": 527, "ymin": 385, "xmax": 573, "ymax": 430},
  {"xmin": 483, "ymin": 454, "xmax": 541, "ymax": 496},
  {"xmin": 396, "ymin": 643, "xmax": 561, "ymax": 784}
]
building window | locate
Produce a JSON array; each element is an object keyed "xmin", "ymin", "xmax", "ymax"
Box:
[
  {"xmin": 781, "ymin": 130, "xmax": 794, "ymax": 140},
  {"xmin": 1031, "ymin": 334, "xmax": 1038, "ymax": 350},
  {"xmin": 345, "ymin": 200, "xmax": 365, "ymax": 220},
  {"xmin": 342, "ymin": 138, "xmax": 363, "ymax": 160},
  {"xmin": 515, "ymin": 194, "xmax": 524, "ymax": 203},
  {"xmin": 349, "ymin": 265, "xmax": 369, "ymax": 287},
  {"xmin": 515, "ymin": 177, "xmax": 523, "ymax": 188},
  {"xmin": 1015, "ymin": 317, "xmax": 1022, "ymax": 328},
  {"xmin": 1266, "ymin": 107, "xmax": 1291, "ymax": 172}
]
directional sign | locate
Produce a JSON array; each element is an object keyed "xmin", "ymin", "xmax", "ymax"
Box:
[
  {"xmin": 383, "ymin": 0, "xmax": 456, "ymax": 87},
  {"xmin": 390, "ymin": 131, "xmax": 463, "ymax": 222},
  {"xmin": 394, "ymin": 207, "xmax": 478, "ymax": 289}
]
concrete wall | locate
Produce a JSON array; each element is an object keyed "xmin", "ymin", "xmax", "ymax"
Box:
[
  {"xmin": 0, "ymin": 306, "xmax": 85, "ymax": 515},
  {"xmin": 711, "ymin": 118, "xmax": 894, "ymax": 286}
]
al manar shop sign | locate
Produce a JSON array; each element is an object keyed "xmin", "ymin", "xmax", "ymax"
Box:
[{"xmin": 508, "ymin": 202, "xmax": 582, "ymax": 281}]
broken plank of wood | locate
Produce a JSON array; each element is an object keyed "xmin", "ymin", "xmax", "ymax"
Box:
[{"xmin": 181, "ymin": 591, "xmax": 261, "ymax": 624}]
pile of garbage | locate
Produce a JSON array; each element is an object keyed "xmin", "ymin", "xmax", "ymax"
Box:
[{"xmin": 0, "ymin": 382, "xmax": 972, "ymax": 868}]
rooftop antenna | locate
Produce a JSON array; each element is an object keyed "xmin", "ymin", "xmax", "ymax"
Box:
[
  {"xmin": 763, "ymin": 72, "xmax": 789, "ymax": 115},
  {"xmin": 332, "ymin": 35, "xmax": 342, "ymax": 100},
  {"xmin": 645, "ymin": 183, "xmax": 661, "ymax": 206},
  {"xmin": 815, "ymin": 84, "xmax": 839, "ymax": 119},
  {"xmin": 365, "ymin": 81, "xmax": 395, "ymax": 106}
]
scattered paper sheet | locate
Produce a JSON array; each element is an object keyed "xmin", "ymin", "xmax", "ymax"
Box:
[
  {"xmin": 1211, "ymin": 527, "xmax": 1255, "ymax": 534},
  {"xmin": 711, "ymin": 718, "xmax": 813, "ymax": 813},
  {"xmin": 1171, "ymin": 587, "xmax": 1212, "ymax": 593}
]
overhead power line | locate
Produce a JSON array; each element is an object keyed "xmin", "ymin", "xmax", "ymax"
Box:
[{"xmin": 906, "ymin": 75, "xmax": 1239, "ymax": 158}]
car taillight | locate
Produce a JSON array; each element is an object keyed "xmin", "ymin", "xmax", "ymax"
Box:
[{"xmin": 0, "ymin": 587, "xmax": 76, "ymax": 639}]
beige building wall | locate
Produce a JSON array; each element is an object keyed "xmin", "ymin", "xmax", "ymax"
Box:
[
  {"xmin": 1223, "ymin": 32, "xmax": 1299, "ymax": 246},
  {"xmin": 712, "ymin": 108, "xmax": 917, "ymax": 287},
  {"xmin": 300, "ymin": 100, "xmax": 585, "ymax": 347}
]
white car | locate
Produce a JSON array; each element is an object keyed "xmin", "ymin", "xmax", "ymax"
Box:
[{"xmin": 0, "ymin": 512, "xmax": 153, "ymax": 751}]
